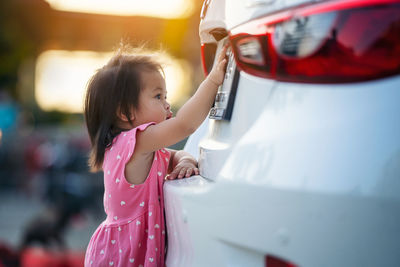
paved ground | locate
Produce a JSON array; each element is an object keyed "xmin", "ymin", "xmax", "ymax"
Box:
[{"xmin": 0, "ymin": 189, "xmax": 104, "ymax": 252}]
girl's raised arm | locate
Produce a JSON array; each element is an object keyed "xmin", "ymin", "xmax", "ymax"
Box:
[{"xmin": 136, "ymin": 45, "xmax": 228, "ymax": 153}]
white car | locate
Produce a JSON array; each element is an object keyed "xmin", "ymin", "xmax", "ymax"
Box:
[{"xmin": 164, "ymin": 0, "xmax": 400, "ymax": 266}]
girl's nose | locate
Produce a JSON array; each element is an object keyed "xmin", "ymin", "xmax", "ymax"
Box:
[{"xmin": 165, "ymin": 101, "xmax": 170, "ymax": 110}]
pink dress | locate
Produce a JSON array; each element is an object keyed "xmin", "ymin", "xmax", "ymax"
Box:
[{"xmin": 85, "ymin": 123, "xmax": 170, "ymax": 267}]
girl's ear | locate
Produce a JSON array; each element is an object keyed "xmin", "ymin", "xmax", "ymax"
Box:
[
  {"xmin": 120, "ymin": 114, "xmax": 134, "ymax": 122},
  {"xmin": 117, "ymin": 108, "xmax": 135, "ymax": 122}
]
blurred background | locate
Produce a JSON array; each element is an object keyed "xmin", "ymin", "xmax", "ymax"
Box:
[{"xmin": 0, "ymin": 0, "xmax": 204, "ymax": 266}]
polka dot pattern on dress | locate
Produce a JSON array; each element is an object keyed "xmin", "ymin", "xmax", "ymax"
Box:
[{"xmin": 85, "ymin": 123, "xmax": 170, "ymax": 267}]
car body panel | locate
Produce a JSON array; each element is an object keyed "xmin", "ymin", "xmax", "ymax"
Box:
[
  {"xmin": 166, "ymin": 176, "xmax": 400, "ymax": 266},
  {"xmin": 165, "ymin": 0, "xmax": 400, "ymax": 266},
  {"xmin": 220, "ymin": 75, "xmax": 400, "ymax": 199}
]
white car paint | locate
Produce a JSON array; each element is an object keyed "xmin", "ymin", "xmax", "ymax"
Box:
[{"xmin": 165, "ymin": 0, "xmax": 400, "ymax": 266}]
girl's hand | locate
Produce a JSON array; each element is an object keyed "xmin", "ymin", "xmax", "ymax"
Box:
[
  {"xmin": 134, "ymin": 46, "xmax": 229, "ymax": 154},
  {"xmin": 166, "ymin": 157, "xmax": 199, "ymax": 180},
  {"xmin": 207, "ymin": 44, "xmax": 229, "ymax": 86}
]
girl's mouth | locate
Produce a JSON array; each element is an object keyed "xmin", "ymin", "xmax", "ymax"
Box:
[{"xmin": 166, "ymin": 111, "xmax": 173, "ymax": 120}]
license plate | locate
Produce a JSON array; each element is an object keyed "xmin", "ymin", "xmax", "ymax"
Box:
[{"xmin": 209, "ymin": 42, "xmax": 239, "ymax": 121}]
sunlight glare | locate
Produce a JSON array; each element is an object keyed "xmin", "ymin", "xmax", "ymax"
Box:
[
  {"xmin": 35, "ymin": 50, "xmax": 189, "ymax": 113},
  {"xmin": 45, "ymin": 0, "xmax": 194, "ymax": 18}
]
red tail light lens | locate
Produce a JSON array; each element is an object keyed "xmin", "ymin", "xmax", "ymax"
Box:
[
  {"xmin": 265, "ymin": 255, "xmax": 298, "ymax": 267},
  {"xmin": 230, "ymin": 0, "xmax": 400, "ymax": 83}
]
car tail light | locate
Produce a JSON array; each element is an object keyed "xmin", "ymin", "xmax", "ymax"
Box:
[
  {"xmin": 230, "ymin": 0, "xmax": 400, "ymax": 83},
  {"xmin": 265, "ymin": 255, "xmax": 298, "ymax": 267}
]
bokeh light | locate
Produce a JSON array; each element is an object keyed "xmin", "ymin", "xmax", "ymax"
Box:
[
  {"xmin": 35, "ymin": 50, "xmax": 190, "ymax": 113},
  {"xmin": 45, "ymin": 0, "xmax": 195, "ymax": 18}
]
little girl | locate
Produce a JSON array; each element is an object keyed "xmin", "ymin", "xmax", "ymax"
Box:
[{"xmin": 83, "ymin": 44, "xmax": 227, "ymax": 267}]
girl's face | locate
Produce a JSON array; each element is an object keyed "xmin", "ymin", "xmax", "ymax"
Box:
[{"xmin": 133, "ymin": 70, "xmax": 172, "ymax": 127}]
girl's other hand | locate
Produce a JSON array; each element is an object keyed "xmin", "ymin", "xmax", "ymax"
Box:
[
  {"xmin": 166, "ymin": 157, "xmax": 199, "ymax": 180},
  {"xmin": 207, "ymin": 44, "xmax": 229, "ymax": 86}
]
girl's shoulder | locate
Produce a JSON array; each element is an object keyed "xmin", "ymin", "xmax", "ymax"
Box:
[
  {"xmin": 104, "ymin": 122, "xmax": 155, "ymax": 165},
  {"xmin": 113, "ymin": 122, "xmax": 155, "ymax": 145},
  {"xmin": 125, "ymin": 122, "xmax": 155, "ymax": 139}
]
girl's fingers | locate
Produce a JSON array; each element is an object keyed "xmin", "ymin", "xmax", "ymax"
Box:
[
  {"xmin": 218, "ymin": 47, "xmax": 228, "ymax": 62},
  {"xmin": 220, "ymin": 44, "xmax": 229, "ymax": 60},
  {"xmin": 167, "ymin": 165, "xmax": 199, "ymax": 181},
  {"xmin": 218, "ymin": 49, "xmax": 225, "ymax": 61},
  {"xmin": 168, "ymin": 169, "xmax": 178, "ymax": 180},
  {"xmin": 185, "ymin": 168, "xmax": 193, "ymax": 177},
  {"xmin": 215, "ymin": 58, "xmax": 227, "ymax": 73},
  {"xmin": 220, "ymin": 58, "xmax": 227, "ymax": 69},
  {"xmin": 178, "ymin": 168, "xmax": 186, "ymax": 179}
]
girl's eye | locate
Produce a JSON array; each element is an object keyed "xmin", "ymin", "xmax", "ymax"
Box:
[{"xmin": 155, "ymin": 94, "xmax": 162, "ymax": 100}]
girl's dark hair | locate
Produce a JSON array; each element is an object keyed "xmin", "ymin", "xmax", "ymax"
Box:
[{"xmin": 84, "ymin": 46, "xmax": 163, "ymax": 171}]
